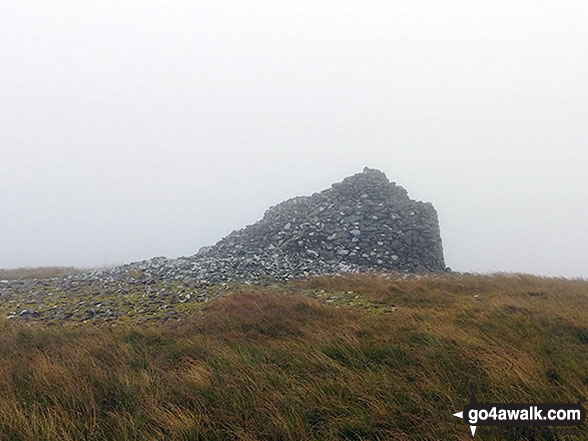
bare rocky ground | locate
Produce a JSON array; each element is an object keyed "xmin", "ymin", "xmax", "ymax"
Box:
[{"xmin": 0, "ymin": 270, "xmax": 444, "ymax": 324}]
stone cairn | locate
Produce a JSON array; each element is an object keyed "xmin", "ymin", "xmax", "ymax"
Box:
[
  {"xmin": 191, "ymin": 167, "xmax": 447, "ymax": 281},
  {"xmin": 0, "ymin": 168, "xmax": 448, "ymax": 321},
  {"xmin": 3, "ymin": 168, "xmax": 448, "ymax": 289}
]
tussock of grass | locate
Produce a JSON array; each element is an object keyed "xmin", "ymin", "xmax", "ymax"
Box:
[{"xmin": 0, "ymin": 274, "xmax": 586, "ymax": 440}]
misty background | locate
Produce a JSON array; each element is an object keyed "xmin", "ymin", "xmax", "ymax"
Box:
[{"xmin": 1, "ymin": 1, "xmax": 587, "ymax": 277}]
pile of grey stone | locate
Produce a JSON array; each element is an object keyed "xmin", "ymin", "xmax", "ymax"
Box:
[
  {"xmin": 3, "ymin": 168, "xmax": 447, "ymax": 291},
  {"xmin": 0, "ymin": 168, "xmax": 448, "ymax": 321},
  {"xmin": 92, "ymin": 167, "xmax": 447, "ymax": 284}
]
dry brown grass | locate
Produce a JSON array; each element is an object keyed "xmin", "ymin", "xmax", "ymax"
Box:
[
  {"xmin": 0, "ymin": 273, "xmax": 586, "ymax": 440},
  {"xmin": 0, "ymin": 266, "xmax": 82, "ymax": 280}
]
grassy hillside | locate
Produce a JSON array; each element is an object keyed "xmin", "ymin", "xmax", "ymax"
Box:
[{"xmin": 0, "ymin": 274, "xmax": 586, "ymax": 440}]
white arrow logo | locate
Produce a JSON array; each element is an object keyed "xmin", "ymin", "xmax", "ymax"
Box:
[{"xmin": 453, "ymin": 411, "xmax": 476, "ymax": 437}]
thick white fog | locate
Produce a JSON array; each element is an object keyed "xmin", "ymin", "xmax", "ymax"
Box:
[{"xmin": 1, "ymin": 1, "xmax": 587, "ymax": 277}]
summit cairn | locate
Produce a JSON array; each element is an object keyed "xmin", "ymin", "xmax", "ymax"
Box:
[
  {"xmin": 0, "ymin": 168, "xmax": 448, "ymax": 322},
  {"xmin": 196, "ymin": 167, "xmax": 446, "ymax": 278}
]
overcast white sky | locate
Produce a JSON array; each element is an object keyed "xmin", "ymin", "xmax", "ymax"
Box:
[{"xmin": 2, "ymin": 1, "xmax": 587, "ymax": 277}]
